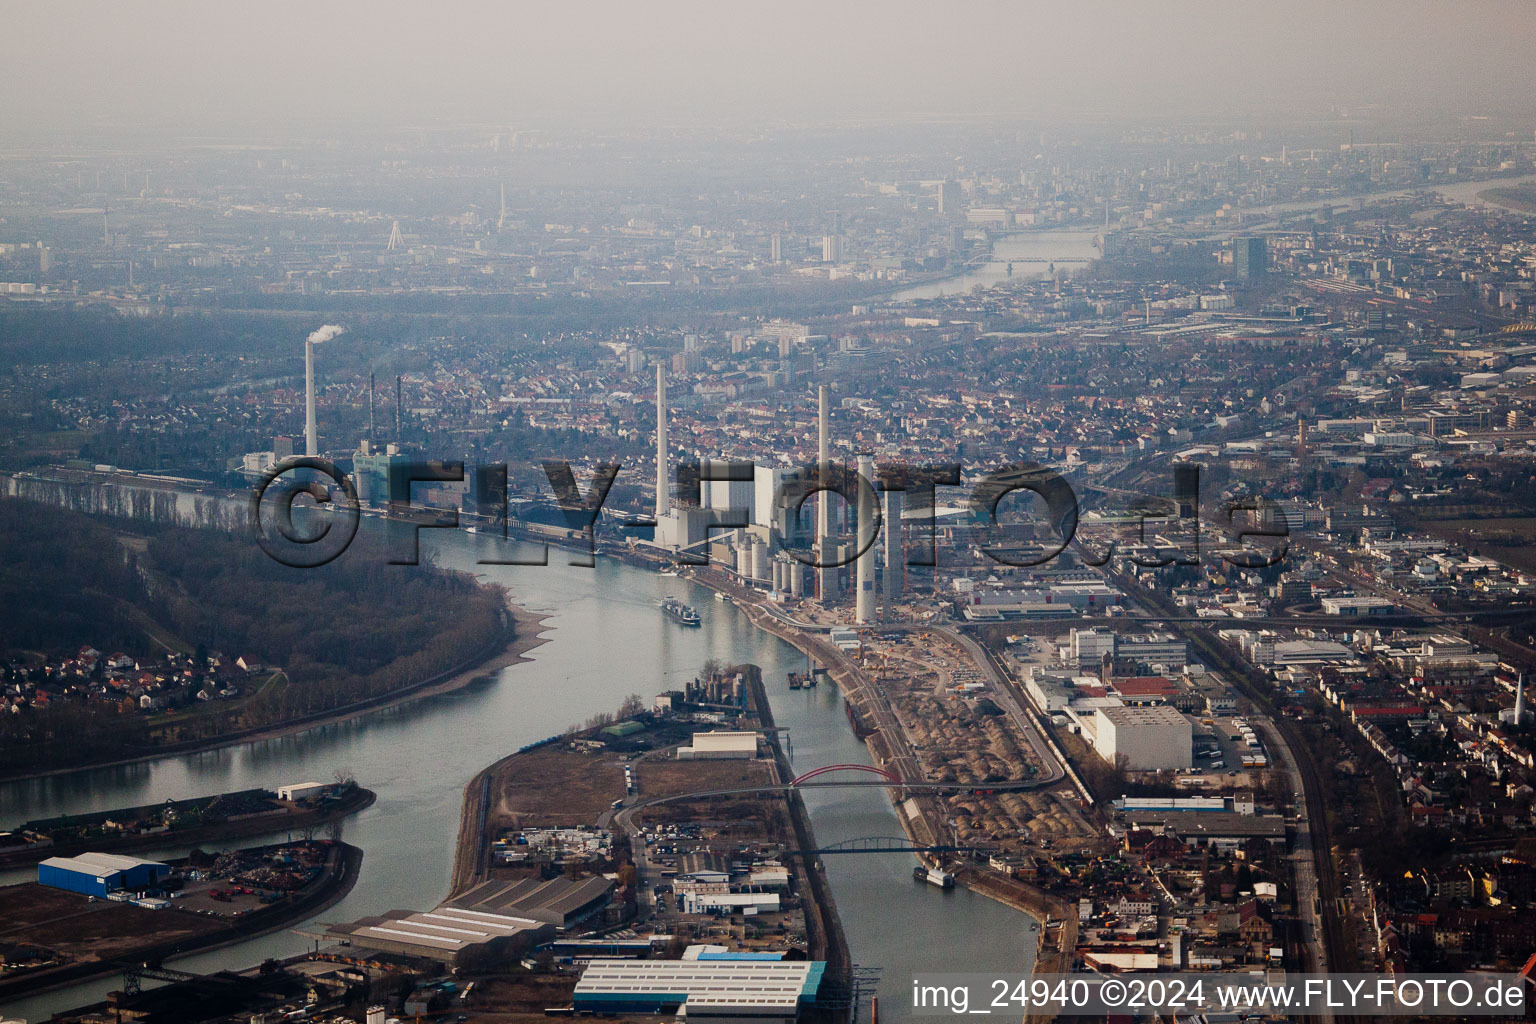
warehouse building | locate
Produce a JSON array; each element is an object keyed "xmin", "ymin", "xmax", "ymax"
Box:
[
  {"xmin": 1321, "ymin": 596, "xmax": 1396, "ymax": 616},
  {"xmin": 450, "ymin": 875, "xmax": 614, "ymax": 930},
  {"xmin": 38, "ymin": 852, "xmax": 169, "ymax": 896},
  {"xmin": 325, "ymin": 905, "xmax": 555, "ymax": 965},
  {"xmin": 680, "ymin": 890, "xmax": 782, "ymax": 915},
  {"xmin": 277, "ymin": 781, "xmax": 327, "ymax": 802},
  {"xmin": 677, "ymin": 731, "xmax": 760, "ymax": 760},
  {"xmin": 573, "ymin": 958, "xmax": 827, "ymax": 1022},
  {"xmin": 1094, "ymin": 705, "xmax": 1192, "ymax": 770},
  {"xmin": 1121, "ymin": 810, "xmax": 1287, "ymax": 851}
]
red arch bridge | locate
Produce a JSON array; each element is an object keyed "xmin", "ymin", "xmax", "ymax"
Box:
[
  {"xmin": 784, "ymin": 835, "xmax": 997, "ymax": 856},
  {"xmin": 789, "ymin": 763, "xmax": 899, "ymax": 786}
]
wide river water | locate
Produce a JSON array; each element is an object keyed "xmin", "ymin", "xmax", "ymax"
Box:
[
  {"xmin": 890, "ymin": 173, "xmax": 1536, "ymax": 303},
  {"xmin": 0, "ymin": 522, "xmax": 1037, "ymax": 1022}
]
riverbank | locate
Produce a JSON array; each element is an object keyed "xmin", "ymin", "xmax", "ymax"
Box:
[
  {"xmin": 683, "ymin": 569, "xmax": 1070, "ymax": 940},
  {"xmin": 0, "ymin": 840, "xmax": 363, "ymax": 1005},
  {"xmin": 750, "ymin": 672, "xmax": 851, "ymax": 977},
  {"xmin": 1477, "ymin": 185, "xmax": 1536, "ymax": 214},
  {"xmin": 446, "ymin": 664, "xmax": 851, "ymax": 973},
  {"xmin": 0, "ymin": 784, "xmax": 376, "ymax": 869},
  {"xmin": 0, "ymin": 600, "xmax": 551, "ymax": 785}
]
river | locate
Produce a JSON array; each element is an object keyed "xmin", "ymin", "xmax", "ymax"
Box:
[
  {"xmin": 892, "ymin": 173, "xmax": 1536, "ymax": 302},
  {"xmin": 892, "ymin": 229, "xmax": 1102, "ymax": 301},
  {"xmin": 0, "ymin": 522, "xmax": 1036, "ymax": 1022}
]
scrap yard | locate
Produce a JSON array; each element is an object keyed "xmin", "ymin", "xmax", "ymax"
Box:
[
  {"xmin": 0, "ymin": 840, "xmax": 361, "ymax": 1002},
  {"xmin": 0, "ymin": 780, "xmax": 374, "ymax": 868}
]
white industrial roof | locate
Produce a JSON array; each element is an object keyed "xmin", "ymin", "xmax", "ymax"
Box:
[
  {"xmin": 1098, "ymin": 704, "xmax": 1188, "ymax": 726},
  {"xmin": 690, "ymin": 731, "xmax": 759, "ymax": 750},
  {"xmin": 352, "ymin": 906, "xmax": 543, "ymax": 952},
  {"xmin": 41, "ymin": 852, "xmax": 167, "ymax": 876},
  {"xmin": 576, "ymin": 959, "xmax": 817, "ymax": 1009}
]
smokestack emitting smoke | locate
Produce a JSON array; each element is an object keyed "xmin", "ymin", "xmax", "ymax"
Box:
[{"xmin": 303, "ymin": 325, "xmax": 344, "ymax": 456}]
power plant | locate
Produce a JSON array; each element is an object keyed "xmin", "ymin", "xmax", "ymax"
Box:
[{"xmin": 643, "ymin": 368, "xmax": 899, "ymax": 616}]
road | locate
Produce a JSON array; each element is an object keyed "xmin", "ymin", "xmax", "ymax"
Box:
[
  {"xmin": 1250, "ymin": 717, "xmax": 1335, "ymax": 1024},
  {"xmin": 1105, "ymin": 566, "xmax": 1353, "ymax": 1019}
]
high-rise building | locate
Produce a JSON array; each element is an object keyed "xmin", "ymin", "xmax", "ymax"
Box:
[
  {"xmin": 770, "ymin": 232, "xmax": 782, "ymax": 263},
  {"xmin": 821, "ymin": 235, "xmax": 842, "ymax": 263},
  {"xmin": 1234, "ymin": 236, "xmax": 1267, "ymax": 280},
  {"xmin": 939, "ymin": 179, "xmax": 962, "ymax": 218}
]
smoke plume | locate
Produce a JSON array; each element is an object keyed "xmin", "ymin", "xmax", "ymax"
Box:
[{"xmin": 307, "ymin": 324, "xmax": 345, "ymax": 344}]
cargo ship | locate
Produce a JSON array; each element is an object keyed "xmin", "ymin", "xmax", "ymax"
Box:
[
  {"xmin": 845, "ymin": 701, "xmax": 878, "ymax": 740},
  {"xmin": 914, "ymin": 866, "xmax": 956, "ymax": 889},
  {"xmin": 660, "ymin": 596, "xmax": 702, "ymax": 627}
]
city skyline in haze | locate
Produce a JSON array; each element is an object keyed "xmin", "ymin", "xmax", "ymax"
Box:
[{"xmin": 4, "ymin": 0, "xmax": 1535, "ymax": 137}]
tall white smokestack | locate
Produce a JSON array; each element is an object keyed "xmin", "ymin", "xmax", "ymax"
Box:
[
  {"xmin": 655, "ymin": 364, "xmax": 669, "ymax": 520},
  {"xmin": 816, "ymin": 386, "xmax": 834, "ymax": 602},
  {"xmin": 303, "ymin": 325, "xmax": 344, "ymax": 457},
  {"xmin": 305, "ymin": 340, "xmax": 317, "ymax": 456},
  {"xmin": 856, "ymin": 452, "xmax": 876, "ymax": 624},
  {"xmin": 1518, "ymin": 672, "xmax": 1528, "ymax": 724}
]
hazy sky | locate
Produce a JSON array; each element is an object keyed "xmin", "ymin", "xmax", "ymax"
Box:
[{"xmin": 5, "ymin": 0, "xmax": 1534, "ymax": 134}]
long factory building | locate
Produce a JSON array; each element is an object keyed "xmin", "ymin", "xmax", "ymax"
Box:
[
  {"xmin": 573, "ymin": 957, "xmax": 828, "ymax": 1024},
  {"xmin": 325, "ymin": 876, "xmax": 613, "ymax": 965}
]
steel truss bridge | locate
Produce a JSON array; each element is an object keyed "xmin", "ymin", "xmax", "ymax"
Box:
[{"xmin": 784, "ymin": 834, "xmax": 996, "ymax": 856}]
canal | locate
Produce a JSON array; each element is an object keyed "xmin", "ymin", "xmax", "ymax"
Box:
[{"xmin": 0, "ymin": 523, "xmax": 1036, "ymax": 1022}]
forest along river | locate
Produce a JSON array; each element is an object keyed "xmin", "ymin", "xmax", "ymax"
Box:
[{"xmin": 0, "ymin": 520, "xmax": 1036, "ymax": 1022}]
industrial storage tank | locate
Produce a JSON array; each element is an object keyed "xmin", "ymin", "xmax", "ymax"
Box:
[{"xmin": 788, "ymin": 560, "xmax": 806, "ymax": 596}]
